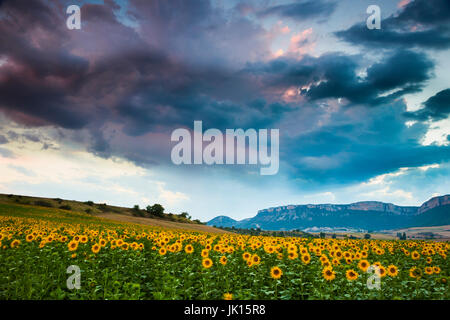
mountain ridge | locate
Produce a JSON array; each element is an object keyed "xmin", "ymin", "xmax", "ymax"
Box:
[{"xmin": 208, "ymin": 195, "xmax": 450, "ymax": 231}]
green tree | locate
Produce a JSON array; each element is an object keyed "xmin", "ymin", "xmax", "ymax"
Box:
[{"xmin": 147, "ymin": 204, "xmax": 165, "ymax": 217}]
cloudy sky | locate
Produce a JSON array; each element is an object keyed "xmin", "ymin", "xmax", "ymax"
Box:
[{"xmin": 0, "ymin": 0, "xmax": 449, "ymax": 221}]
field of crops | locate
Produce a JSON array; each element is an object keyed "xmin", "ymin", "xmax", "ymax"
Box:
[{"xmin": 0, "ymin": 203, "xmax": 448, "ymax": 300}]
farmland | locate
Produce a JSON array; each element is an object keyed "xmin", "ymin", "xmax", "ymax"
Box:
[{"xmin": 0, "ymin": 202, "xmax": 448, "ymax": 300}]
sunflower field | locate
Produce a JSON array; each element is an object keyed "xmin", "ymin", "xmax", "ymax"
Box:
[{"xmin": 0, "ymin": 203, "xmax": 448, "ymax": 300}]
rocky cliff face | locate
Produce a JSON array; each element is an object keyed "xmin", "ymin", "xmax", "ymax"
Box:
[
  {"xmin": 258, "ymin": 201, "xmax": 418, "ymax": 216},
  {"xmin": 418, "ymin": 195, "xmax": 450, "ymax": 214},
  {"xmin": 208, "ymin": 195, "xmax": 450, "ymax": 231}
]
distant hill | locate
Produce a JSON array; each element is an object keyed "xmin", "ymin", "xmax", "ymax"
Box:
[
  {"xmin": 208, "ymin": 195, "xmax": 450, "ymax": 231},
  {"xmin": 208, "ymin": 216, "xmax": 238, "ymax": 228}
]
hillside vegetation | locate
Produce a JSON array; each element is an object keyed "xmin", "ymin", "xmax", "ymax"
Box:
[{"xmin": 0, "ymin": 194, "xmax": 228, "ymax": 234}]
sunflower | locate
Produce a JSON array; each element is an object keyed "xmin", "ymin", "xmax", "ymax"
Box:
[
  {"xmin": 202, "ymin": 258, "xmax": 213, "ymax": 269},
  {"xmin": 346, "ymin": 269, "xmax": 359, "ymax": 281},
  {"xmin": 332, "ymin": 258, "xmax": 340, "ymax": 266},
  {"xmin": 201, "ymin": 249, "xmax": 209, "ymax": 258},
  {"xmin": 71, "ymin": 253, "xmax": 77, "ymax": 259},
  {"xmin": 424, "ymin": 267, "xmax": 433, "ymax": 275},
  {"xmin": 80, "ymin": 235, "xmax": 88, "ymax": 243},
  {"xmin": 322, "ymin": 267, "xmax": 336, "ymax": 281},
  {"xmin": 409, "ymin": 266, "xmax": 422, "ymax": 279},
  {"xmin": 10, "ymin": 239, "xmax": 20, "ymax": 248},
  {"xmin": 426, "ymin": 257, "xmax": 432, "ymax": 264},
  {"xmin": 159, "ymin": 247, "xmax": 167, "ymax": 255},
  {"xmin": 68, "ymin": 240, "xmax": 78, "ymax": 251},
  {"xmin": 91, "ymin": 243, "xmax": 101, "ymax": 254},
  {"xmin": 358, "ymin": 259, "xmax": 369, "ymax": 272},
  {"xmin": 377, "ymin": 266, "xmax": 387, "ymax": 278},
  {"xmin": 288, "ymin": 251, "xmax": 298, "ymax": 260},
  {"xmin": 411, "ymin": 251, "xmax": 420, "ymax": 260},
  {"xmin": 270, "ymin": 266, "xmax": 282, "ymax": 279},
  {"xmin": 252, "ymin": 254, "xmax": 261, "ymax": 265},
  {"xmin": 433, "ymin": 266, "xmax": 441, "ymax": 274},
  {"xmin": 387, "ymin": 265, "xmax": 398, "ymax": 277},
  {"xmin": 223, "ymin": 293, "xmax": 233, "ymax": 300},
  {"xmin": 301, "ymin": 254, "xmax": 311, "ymax": 264},
  {"xmin": 184, "ymin": 244, "xmax": 194, "ymax": 254},
  {"xmin": 242, "ymin": 252, "xmax": 251, "ymax": 261},
  {"xmin": 26, "ymin": 234, "xmax": 34, "ymax": 242},
  {"xmin": 220, "ymin": 256, "xmax": 228, "ymax": 265}
]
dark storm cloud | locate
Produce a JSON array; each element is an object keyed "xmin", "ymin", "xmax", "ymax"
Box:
[
  {"xmin": 281, "ymin": 101, "xmax": 450, "ymax": 185},
  {"xmin": 0, "ymin": 0, "xmax": 92, "ymax": 129},
  {"xmin": 128, "ymin": 0, "xmax": 271, "ymax": 67},
  {"xmin": 404, "ymin": 89, "xmax": 450, "ymax": 121},
  {"xmin": 246, "ymin": 50, "xmax": 433, "ymax": 106},
  {"xmin": 0, "ymin": 0, "xmax": 448, "ymax": 188},
  {"xmin": 335, "ymin": 0, "xmax": 450, "ymax": 50},
  {"xmin": 260, "ymin": 0, "xmax": 337, "ymax": 21}
]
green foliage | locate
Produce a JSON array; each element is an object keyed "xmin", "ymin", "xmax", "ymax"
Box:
[
  {"xmin": 33, "ymin": 200, "xmax": 53, "ymax": 208},
  {"xmin": 146, "ymin": 204, "xmax": 165, "ymax": 217}
]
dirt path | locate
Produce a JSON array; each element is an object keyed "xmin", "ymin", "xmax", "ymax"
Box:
[{"xmin": 96, "ymin": 213, "xmax": 231, "ymax": 234}]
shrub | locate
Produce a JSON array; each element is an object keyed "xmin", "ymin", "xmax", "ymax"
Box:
[
  {"xmin": 59, "ymin": 205, "xmax": 72, "ymax": 211},
  {"xmin": 132, "ymin": 205, "xmax": 145, "ymax": 217},
  {"xmin": 146, "ymin": 204, "xmax": 165, "ymax": 217},
  {"xmin": 34, "ymin": 200, "xmax": 53, "ymax": 208},
  {"xmin": 97, "ymin": 203, "xmax": 109, "ymax": 212}
]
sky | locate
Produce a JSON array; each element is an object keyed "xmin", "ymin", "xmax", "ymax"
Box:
[{"xmin": 0, "ymin": 0, "xmax": 449, "ymax": 221}]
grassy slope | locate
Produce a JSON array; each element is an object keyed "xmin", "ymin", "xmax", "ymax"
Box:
[
  {"xmin": 0, "ymin": 195, "xmax": 230, "ymax": 234},
  {"xmin": 0, "ymin": 193, "xmax": 197, "ymax": 222}
]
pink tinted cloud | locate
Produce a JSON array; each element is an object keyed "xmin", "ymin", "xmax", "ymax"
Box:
[
  {"xmin": 398, "ymin": 0, "xmax": 411, "ymax": 8},
  {"xmin": 288, "ymin": 28, "xmax": 316, "ymax": 57}
]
